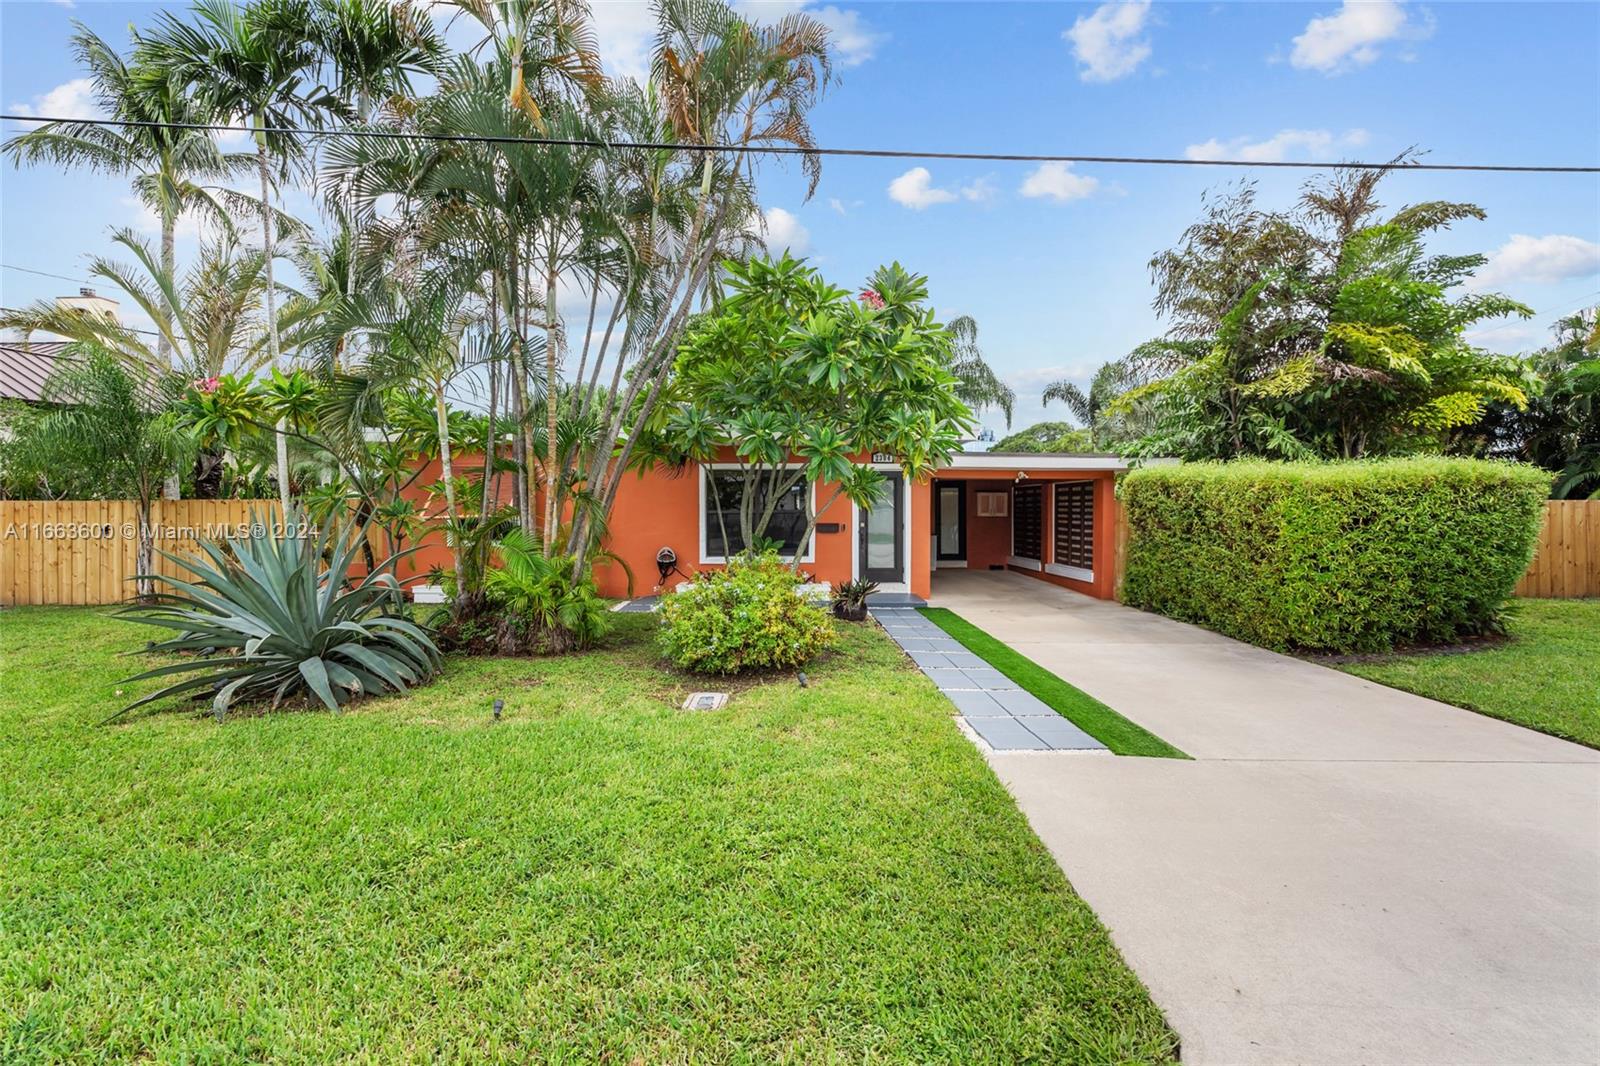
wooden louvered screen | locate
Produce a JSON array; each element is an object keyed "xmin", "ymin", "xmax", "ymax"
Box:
[
  {"xmin": 1012, "ymin": 485, "xmax": 1043, "ymax": 561},
  {"xmin": 1053, "ymin": 482, "xmax": 1094, "ymax": 571}
]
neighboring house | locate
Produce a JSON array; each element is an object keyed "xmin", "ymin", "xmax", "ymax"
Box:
[
  {"xmin": 0, "ymin": 340, "xmax": 76, "ymax": 407},
  {"xmin": 1, "ymin": 288, "xmax": 126, "ymax": 408}
]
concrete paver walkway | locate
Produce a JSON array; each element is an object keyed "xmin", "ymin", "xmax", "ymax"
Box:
[
  {"xmin": 931, "ymin": 569, "xmax": 1600, "ymax": 1065},
  {"xmin": 873, "ymin": 606, "xmax": 1104, "ymax": 751}
]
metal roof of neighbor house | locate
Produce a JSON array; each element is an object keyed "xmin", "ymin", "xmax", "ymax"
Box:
[{"xmin": 0, "ymin": 341, "xmax": 75, "ymax": 404}]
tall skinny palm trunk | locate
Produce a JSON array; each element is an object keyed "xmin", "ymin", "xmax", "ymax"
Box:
[
  {"xmin": 543, "ymin": 258, "xmax": 560, "ymax": 546},
  {"xmin": 158, "ymin": 203, "xmax": 176, "ymax": 368},
  {"xmin": 255, "ymin": 120, "xmax": 291, "ymax": 517},
  {"xmin": 434, "ymin": 385, "xmax": 463, "ymax": 579}
]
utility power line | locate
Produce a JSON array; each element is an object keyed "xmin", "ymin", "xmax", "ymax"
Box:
[
  {"xmin": 3, "ymin": 114, "xmax": 1598, "ymax": 174},
  {"xmin": 3, "ymin": 263, "xmax": 91, "ymax": 285}
]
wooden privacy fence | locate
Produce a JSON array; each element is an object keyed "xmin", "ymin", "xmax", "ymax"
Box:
[
  {"xmin": 1514, "ymin": 500, "xmax": 1599, "ymax": 598},
  {"xmin": 1, "ymin": 500, "xmax": 283, "ymax": 607}
]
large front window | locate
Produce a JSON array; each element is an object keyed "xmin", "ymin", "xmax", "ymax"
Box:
[{"xmin": 703, "ymin": 468, "xmax": 810, "ymax": 560}]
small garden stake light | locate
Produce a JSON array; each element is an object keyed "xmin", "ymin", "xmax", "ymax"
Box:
[{"xmin": 492, "ymin": 699, "xmax": 503, "ymax": 721}]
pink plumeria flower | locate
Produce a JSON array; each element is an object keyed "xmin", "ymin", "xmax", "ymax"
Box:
[
  {"xmin": 193, "ymin": 376, "xmax": 221, "ymax": 394},
  {"xmin": 859, "ymin": 289, "xmax": 885, "ymax": 310}
]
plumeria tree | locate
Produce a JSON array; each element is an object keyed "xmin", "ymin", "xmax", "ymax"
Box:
[{"xmin": 636, "ymin": 254, "xmax": 974, "ymax": 567}]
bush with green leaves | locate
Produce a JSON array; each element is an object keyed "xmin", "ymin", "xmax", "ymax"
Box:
[
  {"xmin": 480, "ymin": 530, "xmax": 610, "ymax": 655},
  {"xmin": 116, "ymin": 515, "xmax": 441, "ymax": 719},
  {"xmin": 1120, "ymin": 458, "xmax": 1550, "ymax": 652},
  {"xmin": 659, "ymin": 552, "xmax": 837, "ymax": 674}
]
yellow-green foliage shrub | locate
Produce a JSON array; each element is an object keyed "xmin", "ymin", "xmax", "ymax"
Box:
[
  {"xmin": 659, "ymin": 552, "xmax": 837, "ymax": 674},
  {"xmin": 1120, "ymin": 458, "xmax": 1549, "ymax": 652}
]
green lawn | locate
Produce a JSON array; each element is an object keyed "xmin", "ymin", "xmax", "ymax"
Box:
[
  {"xmin": 1336, "ymin": 598, "xmax": 1600, "ymax": 749},
  {"xmin": 918, "ymin": 608, "xmax": 1188, "ymax": 760},
  {"xmin": 0, "ymin": 607, "xmax": 1176, "ymax": 1063}
]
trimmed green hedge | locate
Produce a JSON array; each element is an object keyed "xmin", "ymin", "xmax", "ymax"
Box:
[{"xmin": 1120, "ymin": 458, "xmax": 1549, "ymax": 652}]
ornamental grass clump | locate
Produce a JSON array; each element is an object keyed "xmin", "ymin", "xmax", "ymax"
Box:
[
  {"xmin": 659, "ymin": 552, "xmax": 836, "ymax": 674},
  {"xmin": 1120, "ymin": 458, "xmax": 1550, "ymax": 653},
  {"xmin": 115, "ymin": 513, "xmax": 442, "ymax": 719}
]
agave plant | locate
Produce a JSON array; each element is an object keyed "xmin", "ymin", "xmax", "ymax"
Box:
[{"xmin": 114, "ymin": 511, "xmax": 441, "ymax": 720}]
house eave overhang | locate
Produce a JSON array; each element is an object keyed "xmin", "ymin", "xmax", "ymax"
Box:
[{"xmin": 939, "ymin": 452, "xmax": 1134, "ymax": 473}]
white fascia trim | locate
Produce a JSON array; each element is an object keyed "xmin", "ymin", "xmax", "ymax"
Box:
[
  {"xmin": 699, "ymin": 462, "xmax": 816, "ymax": 565},
  {"xmin": 944, "ymin": 454, "xmax": 1130, "ymax": 471},
  {"xmin": 1007, "ymin": 555, "xmax": 1043, "ymax": 572},
  {"xmin": 1045, "ymin": 562, "xmax": 1094, "ymax": 582}
]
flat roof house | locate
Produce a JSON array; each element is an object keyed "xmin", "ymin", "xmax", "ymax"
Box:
[{"xmin": 586, "ymin": 451, "xmax": 1130, "ymax": 603}]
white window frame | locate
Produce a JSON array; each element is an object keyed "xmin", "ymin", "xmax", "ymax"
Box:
[
  {"xmin": 698, "ymin": 463, "xmax": 817, "ymax": 565},
  {"xmin": 850, "ymin": 462, "xmax": 913, "ymax": 592}
]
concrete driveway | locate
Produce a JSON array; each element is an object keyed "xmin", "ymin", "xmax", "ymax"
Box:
[{"xmin": 930, "ymin": 570, "xmax": 1600, "ymax": 1065}]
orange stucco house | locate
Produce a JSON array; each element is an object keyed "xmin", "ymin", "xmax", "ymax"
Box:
[
  {"xmin": 400, "ymin": 451, "xmax": 1129, "ymax": 604},
  {"xmin": 589, "ymin": 451, "xmax": 1129, "ymax": 603}
]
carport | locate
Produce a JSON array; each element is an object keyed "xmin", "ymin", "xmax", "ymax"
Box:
[{"xmin": 926, "ymin": 452, "xmax": 1128, "ymax": 602}]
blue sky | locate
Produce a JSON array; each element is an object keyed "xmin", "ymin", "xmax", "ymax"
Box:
[{"xmin": 3, "ymin": 0, "xmax": 1598, "ymax": 436}]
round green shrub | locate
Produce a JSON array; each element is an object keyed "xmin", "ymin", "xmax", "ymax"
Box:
[
  {"xmin": 1120, "ymin": 458, "xmax": 1551, "ymax": 653},
  {"xmin": 659, "ymin": 552, "xmax": 837, "ymax": 674}
]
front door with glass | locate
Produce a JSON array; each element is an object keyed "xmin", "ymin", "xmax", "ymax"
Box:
[
  {"xmin": 860, "ymin": 472, "xmax": 903, "ymax": 584},
  {"xmin": 935, "ymin": 481, "xmax": 965, "ymax": 562}
]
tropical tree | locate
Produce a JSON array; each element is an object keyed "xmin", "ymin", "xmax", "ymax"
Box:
[
  {"xmin": 990, "ymin": 422, "xmax": 1093, "ymax": 454},
  {"xmin": 638, "ymin": 254, "xmax": 974, "ymax": 565},
  {"xmin": 175, "ymin": 371, "xmax": 262, "ymax": 496},
  {"xmin": 8, "ymin": 345, "xmax": 190, "ymax": 596},
  {"xmin": 1118, "ymin": 160, "xmax": 1533, "ymax": 459},
  {"xmin": 1458, "ymin": 308, "xmax": 1600, "ymax": 498},
  {"xmin": 1043, "ymin": 359, "xmax": 1140, "ymax": 449},
  {"xmin": 0, "ymin": 229, "xmax": 285, "ymax": 381},
  {"xmin": 944, "ymin": 314, "xmax": 1015, "ymax": 427},
  {"xmin": 563, "ymin": 0, "xmax": 836, "ymax": 579},
  {"xmin": 1, "ymin": 21, "xmax": 255, "ymax": 364},
  {"xmin": 139, "ymin": 0, "xmax": 343, "ymax": 512}
]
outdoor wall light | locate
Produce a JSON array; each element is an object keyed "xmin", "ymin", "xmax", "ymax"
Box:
[{"xmin": 1015, "ymin": 471, "xmax": 1029, "ymax": 482}]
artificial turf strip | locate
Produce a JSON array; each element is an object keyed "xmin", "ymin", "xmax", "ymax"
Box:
[
  {"xmin": 0, "ymin": 606, "xmax": 1178, "ymax": 1062},
  {"xmin": 917, "ymin": 607, "xmax": 1189, "ymax": 760}
]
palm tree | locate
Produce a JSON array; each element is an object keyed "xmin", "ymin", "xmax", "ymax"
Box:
[
  {"xmin": 1, "ymin": 22, "xmax": 254, "ymax": 365},
  {"xmin": 26, "ymin": 345, "xmax": 190, "ymax": 597},
  {"xmin": 138, "ymin": 0, "xmax": 342, "ymax": 514},
  {"xmin": 944, "ymin": 316, "xmax": 1015, "ymax": 428},
  {"xmin": 567, "ymin": 0, "xmax": 835, "ymax": 575},
  {"xmin": 0, "ymin": 228, "xmax": 289, "ymax": 380},
  {"xmin": 312, "ymin": 0, "xmax": 444, "ymax": 296},
  {"xmin": 1043, "ymin": 359, "xmax": 1138, "ymax": 449}
]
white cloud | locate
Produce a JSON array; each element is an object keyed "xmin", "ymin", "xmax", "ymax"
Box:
[
  {"xmin": 1184, "ymin": 127, "xmax": 1369, "ymax": 162},
  {"xmin": 828, "ymin": 197, "xmax": 847, "ymax": 215},
  {"xmin": 588, "ymin": 0, "xmax": 658, "ymax": 81},
  {"xmin": 808, "ymin": 5, "xmax": 886, "ymax": 67},
  {"xmin": 888, "ymin": 167, "xmax": 957, "ymax": 210},
  {"xmin": 1063, "ymin": 1, "xmax": 1153, "ymax": 83},
  {"xmin": 1290, "ymin": 0, "xmax": 1427, "ymax": 73},
  {"xmin": 1018, "ymin": 162, "xmax": 1099, "ymax": 203},
  {"xmin": 1470, "ymin": 234, "xmax": 1600, "ymax": 290},
  {"xmin": 760, "ymin": 206, "xmax": 810, "ymax": 254},
  {"xmin": 961, "ymin": 176, "xmax": 997, "ymax": 203},
  {"xmin": 11, "ymin": 78, "xmax": 101, "ymax": 122}
]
